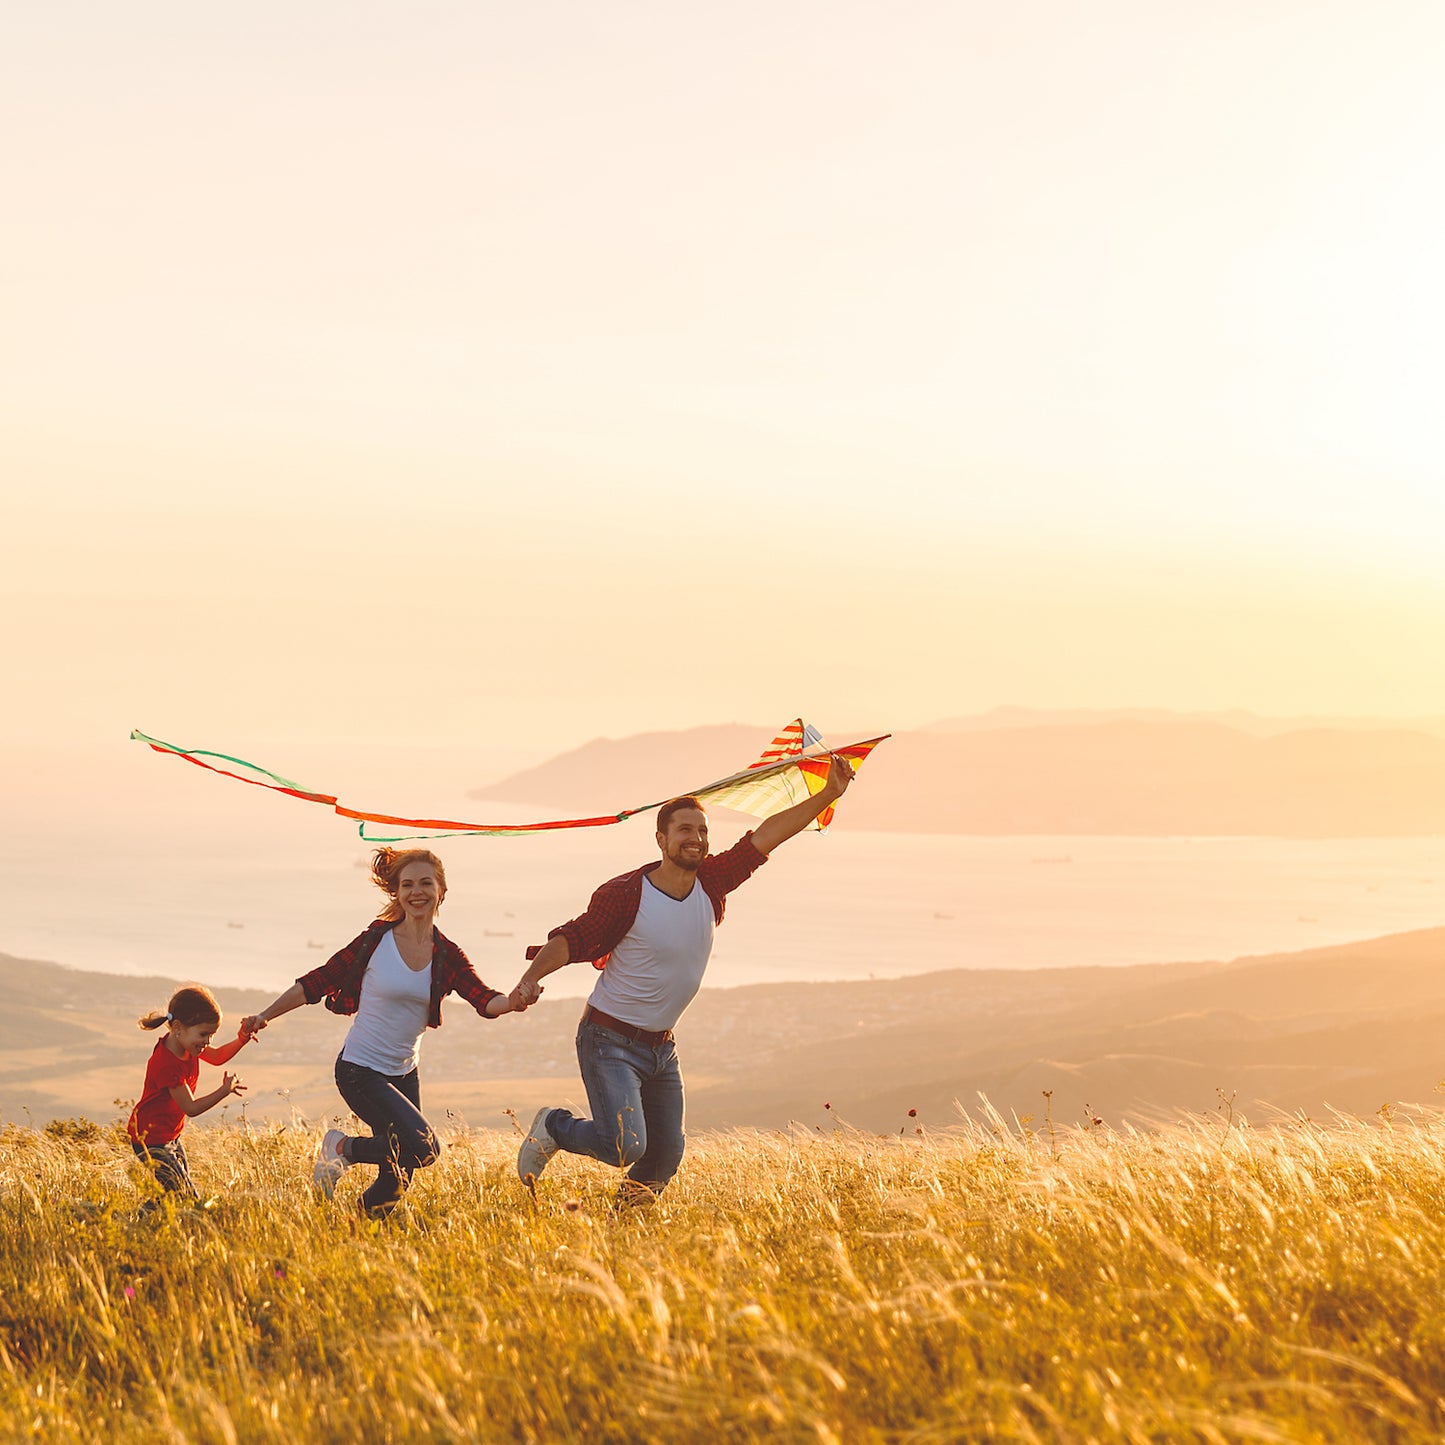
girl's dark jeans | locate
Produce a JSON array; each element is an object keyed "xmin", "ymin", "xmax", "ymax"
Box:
[
  {"xmin": 334, "ymin": 1053, "xmax": 440, "ymax": 1218},
  {"xmin": 131, "ymin": 1138, "xmax": 198, "ymax": 1201}
]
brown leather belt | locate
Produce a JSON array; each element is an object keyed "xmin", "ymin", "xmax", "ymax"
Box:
[{"xmin": 582, "ymin": 1004, "xmax": 673, "ymax": 1047}]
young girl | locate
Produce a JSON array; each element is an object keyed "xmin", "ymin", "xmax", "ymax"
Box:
[{"xmin": 127, "ymin": 985, "xmax": 250, "ymax": 1200}]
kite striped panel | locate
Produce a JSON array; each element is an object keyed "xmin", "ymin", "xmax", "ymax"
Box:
[{"xmin": 748, "ymin": 719, "xmax": 823, "ymax": 769}]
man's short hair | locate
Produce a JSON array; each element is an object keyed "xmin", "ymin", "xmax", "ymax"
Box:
[{"xmin": 656, "ymin": 796, "xmax": 706, "ymax": 833}]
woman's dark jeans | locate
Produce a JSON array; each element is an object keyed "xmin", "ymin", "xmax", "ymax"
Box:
[{"xmin": 334, "ymin": 1054, "xmax": 440, "ymax": 1218}]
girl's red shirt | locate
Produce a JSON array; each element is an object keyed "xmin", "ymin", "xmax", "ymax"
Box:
[{"xmin": 127, "ymin": 1038, "xmax": 198, "ymax": 1146}]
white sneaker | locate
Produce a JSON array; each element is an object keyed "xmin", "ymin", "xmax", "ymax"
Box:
[
  {"xmin": 314, "ymin": 1128, "xmax": 349, "ymax": 1198},
  {"xmin": 517, "ymin": 1107, "xmax": 559, "ymax": 1183}
]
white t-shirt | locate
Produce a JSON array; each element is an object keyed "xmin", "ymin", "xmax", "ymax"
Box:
[
  {"xmin": 340, "ymin": 930, "xmax": 432, "ymax": 1075},
  {"xmin": 587, "ymin": 874, "xmax": 716, "ymax": 1032}
]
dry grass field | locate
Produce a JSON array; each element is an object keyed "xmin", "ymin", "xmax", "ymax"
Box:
[{"xmin": 4, "ymin": 1103, "xmax": 1445, "ymax": 1442}]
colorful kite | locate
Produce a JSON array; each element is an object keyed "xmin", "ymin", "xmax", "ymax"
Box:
[{"xmin": 129, "ymin": 721, "xmax": 889, "ymax": 842}]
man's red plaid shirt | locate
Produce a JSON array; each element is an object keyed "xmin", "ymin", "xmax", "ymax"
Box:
[{"xmin": 530, "ymin": 831, "xmax": 770, "ymax": 970}]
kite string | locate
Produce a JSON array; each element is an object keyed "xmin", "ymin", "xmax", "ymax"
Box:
[{"xmin": 130, "ymin": 727, "xmax": 890, "ymax": 842}]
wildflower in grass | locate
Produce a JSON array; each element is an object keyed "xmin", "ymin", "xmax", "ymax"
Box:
[
  {"xmin": 122, "ymin": 1285, "xmax": 135, "ymax": 1301},
  {"xmin": 824, "ymin": 1102, "xmax": 832, "ymax": 1110},
  {"xmin": 564, "ymin": 1198, "xmax": 582, "ymax": 1213},
  {"xmin": 908, "ymin": 1109, "xmax": 917, "ymax": 1117}
]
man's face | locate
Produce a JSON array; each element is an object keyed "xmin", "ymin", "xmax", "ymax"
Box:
[{"xmin": 657, "ymin": 808, "xmax": 708, "ymax": 871}]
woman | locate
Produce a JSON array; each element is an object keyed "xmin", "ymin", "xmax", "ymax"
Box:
[{"xmin": 243, "ymin": 847, "xmax": 533, "ymax": 1218}]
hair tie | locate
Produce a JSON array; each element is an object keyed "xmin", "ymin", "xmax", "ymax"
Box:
[{"xmin": 165, "ymin": 1012, "xmax": 173, "ymax": 1023}]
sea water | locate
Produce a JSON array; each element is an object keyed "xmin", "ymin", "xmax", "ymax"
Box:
[{"xmin": 5, "ymin": 739, "xmax": 1443, "ymax": 998}]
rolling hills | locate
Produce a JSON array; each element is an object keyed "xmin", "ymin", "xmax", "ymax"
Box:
[{"xmin": 5, "ymin": 926, "xmax": 1443, "ymax": 1133}]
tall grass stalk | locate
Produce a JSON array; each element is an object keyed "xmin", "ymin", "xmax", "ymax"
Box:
[{"xmin": 4, "ymin": 1105, "xmax": 1445, "ymax": 1441}]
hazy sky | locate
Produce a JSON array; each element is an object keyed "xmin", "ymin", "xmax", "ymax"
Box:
[{"xmin": 7, "ymin": 1, "xmax": 1445, "ymax": 764}]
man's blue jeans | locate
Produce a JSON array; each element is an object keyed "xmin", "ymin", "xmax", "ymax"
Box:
[{"xmin": 547, "ymin": 1018, "xmax": 686, "ymax": 1192}]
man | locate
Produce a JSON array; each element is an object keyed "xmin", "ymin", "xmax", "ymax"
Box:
[{"xmin": 513, "ymin": 752, "xmax": 857, "ymax": 1203}]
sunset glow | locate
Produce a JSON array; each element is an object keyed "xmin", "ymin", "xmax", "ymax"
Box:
[{"xmin": 5, "ymin": 2, "xmax": 1445, "ymax": 756}]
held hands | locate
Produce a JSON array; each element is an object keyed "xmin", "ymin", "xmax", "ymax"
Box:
[
  {"xmin": 507, "ymin": 979, "xmax": 544, "ymax": 1013},
  {"xmin": 240, "ymin": 1014, "xmax": 267, "ymax": 1041}
]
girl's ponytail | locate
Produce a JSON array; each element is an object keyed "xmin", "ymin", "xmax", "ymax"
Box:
[{"xmin": 138, "ymin": 986, "xmax": 221, "ymax": 1032}]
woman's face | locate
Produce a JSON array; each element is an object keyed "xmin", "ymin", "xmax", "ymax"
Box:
[{"xmin": 396, "ymin": 861, "xmax": 443, "ymax": 920}]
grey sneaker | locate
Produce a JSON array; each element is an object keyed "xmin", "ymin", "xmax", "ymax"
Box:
[
  {"xmin": 517, "ymin": 1107, "xmax": 559, "ymax": 1184},
  {"xmin": 314, "ymin": 1128, "xmax": 349, "ymax": 1198}
]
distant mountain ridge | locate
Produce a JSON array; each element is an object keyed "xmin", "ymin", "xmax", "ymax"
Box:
[{"xmin": 469, "ymin": 716, "xmax": 1445, "ymax": 837}]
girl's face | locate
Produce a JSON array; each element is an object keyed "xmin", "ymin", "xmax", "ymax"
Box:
[{"xmin": 169, "ymin": 1019, "xmax": 218, "ymax": 1059}]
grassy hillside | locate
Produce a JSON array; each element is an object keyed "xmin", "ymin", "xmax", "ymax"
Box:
[{"xmin": 4, "ymin": 1111, "xmax": 1445, "ymax": 1441}]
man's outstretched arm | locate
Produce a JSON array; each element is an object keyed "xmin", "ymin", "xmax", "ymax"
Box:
[
  {"xmin": 749, "ymin": 753, "xmax": 856, "ymax": 855},
  {"xmin": 514, "ymin": 934, "xmax": 570, "ymax": 1004}
]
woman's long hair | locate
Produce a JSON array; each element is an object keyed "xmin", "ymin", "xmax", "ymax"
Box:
[{"xmin": 370, "ymin": 848, "xmax": 448, "ymax": 922}]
